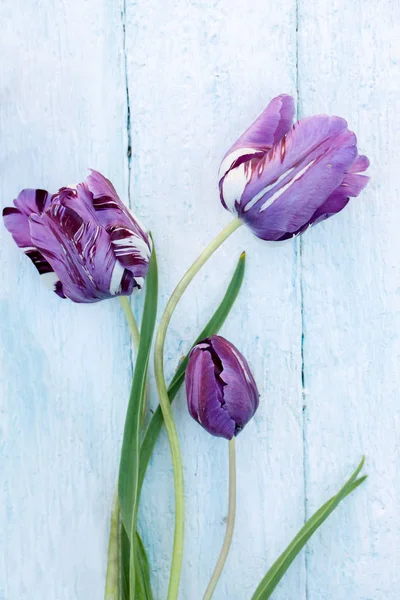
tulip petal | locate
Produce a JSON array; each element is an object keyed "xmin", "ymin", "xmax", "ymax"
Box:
[
  {"xmin": 3, "ymin": 206, "xmax": 33, "ymax": 249},
  {"xmin": 309, "ymin": 172, "xmax": 369, "ymax": 226},
  {"xmin": 86, "ymin": 169, "xmax": 121, "ymax": 206},
  {"xmin": 240, "ymin": 117, "xmax": 358, "ymax": 240},
  {"xmin": 86, "ymin": 169, "xmax": 134, "ymax": 229},
  {"xmin": 210, "ymin": 336, "xmax": 259, "ymax": 434},
  {"xmin": 186, "ymin": 346, "xmax": 236, "ymax": 440},
  {"xmin": 339, "ymin": 172, "xmax": 370, "ymax": 197},
  {"xmin": 278, "ymin": 171, "xmax": 370, "ymax": 240},
  {"xmin": 221, "ymin": 94, "xmax": 295, "ymax": 166},
  {"xmin": 14, "ymin": 188, "xmax": 51, "ymax": 216},
  {"xmin": 350, "ymin": 154, "xmax": 370, "ymax": 173},
  {"xmin": 3, "ymin": 202, "xmax": 66, "ymax": 297},
  {"xmin": 108, "ymin": 226, "xmax": 151, "ymax": 288},
  {"xmin": 86, "ymin": 170, "xmax": 151, "ymax": 281},
  {"xmin": 3, "ymin": 188, "xmax": 51, "ymax": 248},
  {"xmin": 53, "ymin": 185, "xmax": 98, "ymax": 223},
  {"xmin": 219, "ymin": 94, "xmax": 295, "ymax": 181},
  {"xmin": 29, "ymin": 204, "xmax": 134, "ymax": 302}
]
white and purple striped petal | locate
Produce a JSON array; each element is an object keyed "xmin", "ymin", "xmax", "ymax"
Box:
[
  {"xmin": 3, "ymin": 171, "xmax": 151, "ymax": 302},
  {"xmin": 3, "ymin": 189, "xmax": 65, "ymax": 296},
  {"xmin": 219, "ymin": 94, "xmax": 370, "ymax": 240},
  {"xmin": 29, "ymin": 203, "xmax": 135, "ymax": 303},
  {"xmin": 219, "ymin": 94, "xmax": 295, "ymax": 186},
  {"xmin": 86, "ymin": 170, "xmax": 151, "ymax": 285}
]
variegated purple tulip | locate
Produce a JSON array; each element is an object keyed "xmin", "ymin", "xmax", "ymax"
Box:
[
  {"xmin": 219, "ymin": 94, "xmax": 370, "ymax": 240},
  {"xmin": 3, "ymin": 170, "xmax": 151, "ymax": 303},
  {"xmin": 186, "ymin": 335, "xmax": 259, "ymax": 440}
]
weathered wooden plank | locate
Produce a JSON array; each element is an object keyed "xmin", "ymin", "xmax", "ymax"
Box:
[
  {"xmin": 0, "ymin": 1, "xmax": 130, "ymax": 598},
  {"xmin": 124, "ymin": 1, "xmax": 305, "ymax": 598},
  {"xmin": 298, "ymin": 0, "xmax": 400, "ymax": 598}
]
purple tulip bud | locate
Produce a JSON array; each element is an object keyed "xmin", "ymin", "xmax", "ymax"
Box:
[
  {"xmin": 219, "ymin": 94, "xmax": 370, "ymax": 241},
  {"xmin": 185, "ymin": 335, "xmax": 259, "ymax": 440},
  {"xmin": 3, "ymin": 170, "xmax": 152, "ymax": 303}
]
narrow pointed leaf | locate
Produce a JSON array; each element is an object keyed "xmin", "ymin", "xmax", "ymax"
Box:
[
  {"xmin": 134, "ymin": 533, "xmax": 154, "ymax": 600},
  {"xmin": 120, "ymin": 523, "xmax": 130, "ymax": 600},
  {"xmin": 138, "ymin": 251, "xmax": 246, "ymax": 494},
  {"xmin": 104, "ymin": 493, "xmax": 120, "ymax": 600},
  {"xmin": 133, "ymin": 252, "xmax": 244, "ymax": 595},
  {"xmin": 251, "ymin": 458, "xmax": 367, "ymax": 600},
  {"xmin": 117, "ymin": 245, "xmax": 158, "ymax": 596}
]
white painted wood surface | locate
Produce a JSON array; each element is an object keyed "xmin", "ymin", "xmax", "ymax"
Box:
[{"xmin": 0, "ymin": 0, "xmax": 397, "ymax": 599}]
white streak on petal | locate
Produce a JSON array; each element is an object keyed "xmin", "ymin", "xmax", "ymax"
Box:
[
  {"xmin": 109, "ymin": 260, "xmax": 125, "ymax": 295},
  {"xmin": 126, "ymin": 207, "xmax": 149, "ymax": 235},
  {"xmin": 222, "ymin": 163, "xmax": 252, "ymax": 213},
  {"xmin": 219, "ymin": 147, "xmax": 262, "ymax": 180},
  {"xmin": 244, "ymin": 167, "xmax": 296, "ymax": 213},
  {"xmin": 112, "ymin": 232, "xmax": 151, "ymax": 261},
  {"xmin": 259, "ymin": 160, "xmax": 316, "ymax": 213},
  {"xmin": 41, "ymin": 271, "xmax": 60, "ymax": 291}
]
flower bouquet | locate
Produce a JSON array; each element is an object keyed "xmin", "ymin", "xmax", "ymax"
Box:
[{"xmin": 3, "ymin": 94, "xmax": 369, "ymax": 599}]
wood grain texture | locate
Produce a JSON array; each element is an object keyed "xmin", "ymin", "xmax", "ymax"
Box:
[
  {"xmin": 123, "ymin": 1, "xmax": 305, "ymax": 598},
  {"xmin": 0, "ymin": 0, "xmax": 396, "ymax": 599},
  {"xmin": 0, "ymin": 1, "xmax": 131, "ymax": 598},
  {"xmin": 298, "ymin": 1, "xmax": 400, "ymax": 599}
]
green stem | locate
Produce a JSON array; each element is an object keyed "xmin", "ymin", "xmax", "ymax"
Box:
[
  {"xmin": 120, "ymin": 296, "xmax": 141, "ymax": 350},
  {"xmin": 104, "ymin": 490, "xmax": 120, "ymax": 600},
  {"xmin": 203, "ymin": 438, "xmax": 236, "ymax": 600},
  {"xmin": 104, "ymin": 297, "xmax": 141, "ymax": 600},
  {"xmin": 154, "ymin": 218, "xmax": 243, "ymax": 600}
]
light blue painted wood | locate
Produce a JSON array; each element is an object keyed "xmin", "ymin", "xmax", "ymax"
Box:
[
  {"xmin": 123, "ymin": 1, "xmax": 307, "ymax": 598},
  {"xmin": 0, "ymin": 0, "xmax": 397, "ymax": 599},
  {"xmin": 0, "ymin": 2, "xmax": 131, "ymax": 598},
  {"xmin": 298, "ymin": 1, "xmax": 400, "ymax": 599}
]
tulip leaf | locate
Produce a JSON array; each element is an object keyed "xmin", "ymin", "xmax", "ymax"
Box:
[
  {"xmin": 251, "ymin": 457, "xmax": 367, "ymax": 600},
  {"xmin": 138, "ymin": 251, "xmax": 246, "ymax": 495},
  {"xmin": 117, "ymin": 244, "xmax": 158, "ymax": 595},
  {"xmin": 134, "ymin": 532, "xmax": 154, "ymax": 600},
  {"xmin": 119, "ymin": 523, "xmax": 130, "ymax": 600}
]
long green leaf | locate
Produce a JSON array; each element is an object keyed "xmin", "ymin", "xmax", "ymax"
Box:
[
  {"xmin": 251, "ymin": 458, "xmax": 367, "ymax": 600},
  {"xmin": 134, "ymin": 532, "xmax": 155, "ymax": 600},
  {"xmin": 119, "ymin": 522, "xmax": 130, "ymax": 600},
  {"xmin": 117, "ymin": 245, "xmax": 158, "ymax": 596},
  {"xmin": 138, "ymin": 251, "xmax": 246, "ymax": 495},
  {"xmin": 132, "ymin": 252, "xmax": 245, "ymax": 597}
]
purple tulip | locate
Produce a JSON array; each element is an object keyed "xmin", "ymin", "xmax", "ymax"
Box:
[
  {"xmin": 186, "ymin": 335, "xmax": 259, "ymax": 440},
  {"xmin": 219, "ymin": 94, "xmax": 370, "ymax": 240},
  {"xmin": 3, "ymin": 170, "xmax": 151, "ymax": 303}
]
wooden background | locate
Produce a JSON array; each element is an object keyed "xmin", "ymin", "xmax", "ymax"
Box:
[{"xmin": 1, "ymin": 0, "xmax": 399, "ymax": 598}]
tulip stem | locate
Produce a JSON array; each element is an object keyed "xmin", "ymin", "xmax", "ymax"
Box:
[
  {"xmin": 104, "ymin": 490, "xmax": 120, "ymax": 600},
  {"xmin": 104, "ymin": 297, "xmax": 141, "ymax": 600},
  {"xmin": 154, "ymin": 217, "xmax": 243, "ymax": 600},
  {"xmin": 203, "ymin": 438, "xmax": 237, "ymax": 600},
  {"xmin": 119, "ymin": 296, "xmax": 141, "ymax": 350}
]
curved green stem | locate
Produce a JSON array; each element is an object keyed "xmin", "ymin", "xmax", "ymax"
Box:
[
  {"xmin": 203, "ymin": 438, "xmax": 236, "ymax": 600},
  {"xmin": 154, "ymin": 218, "xmax": 243, "ymax": 600},
  {"xmin": 120, "ymin": 296, "xmax": 141, "ymax": 350},
  {"xmin": 104, "ymin": 297, "xmax": 141, "ymax": 600}
]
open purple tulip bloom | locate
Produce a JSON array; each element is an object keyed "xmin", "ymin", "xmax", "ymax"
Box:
[
  {"xmin": 186, "ymin": 335, "xmax": 259, "ymax": 440},
  {"xmin": 3, "ymin": 170, "xmax": 151, "ymax": 303},
  {"xmin": 219, "ymin": 94, "xmax": 370, "ymax": 240}
]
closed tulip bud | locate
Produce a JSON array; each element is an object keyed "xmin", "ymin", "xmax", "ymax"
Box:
[
  {"xmin": 3, "ymin": 170, "xmax": 151, "ymax": 303},
  {"xmin": 185, "ymin": 335, "xmax": 259, "ymax": 440},
  {"xmin": 219, "ymin": 94, "xmax": 370, "ymax": 240}
]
